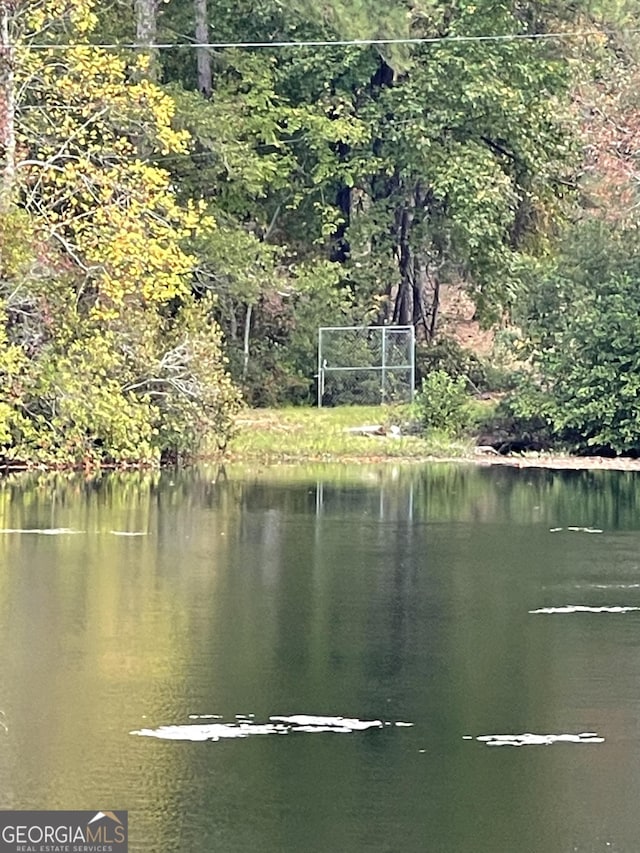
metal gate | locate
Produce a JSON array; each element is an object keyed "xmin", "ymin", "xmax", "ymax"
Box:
[{"xmin": 317, "ymin": 325, "xmax": 415, "ymax": 407}]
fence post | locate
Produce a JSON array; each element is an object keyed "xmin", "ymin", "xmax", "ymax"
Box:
[
  {"xmin": 381, "ymin": 326, "xmax": 387, "ymax": 402},
  {"xmin": 410, "ymin": 325, "xmax": 416, "ymax": 401},
  {"xmin": 317, "ymin": 329, "xmax": 323, "ymax": 408}
]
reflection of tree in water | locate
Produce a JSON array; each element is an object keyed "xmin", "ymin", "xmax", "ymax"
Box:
[
  {"xmin": 3, "ymin": 463, "xmax": 640, "ymax": 532},
  {"xmin": 0, "ymin": 471, "xmax": 206, "ymax": 833},
  {"xmin": 407, "ymin": 466, "xmax": 640, "ymax": 530}
]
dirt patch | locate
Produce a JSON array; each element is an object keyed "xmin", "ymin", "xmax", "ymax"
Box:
[
  {"xmin": 438, "ymin": 283, "xmax": 495, "ymax": 356},
  {"xmin": 470, "ymin": 453, "xmax": 640, "ymax": 472}
]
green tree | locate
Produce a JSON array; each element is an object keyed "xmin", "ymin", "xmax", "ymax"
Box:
[
  {"xmin": 0, "ymin": 0, "xmax": 241, "ymax": 466},
  {"xmin": 338, "ymin": 0, "xmax": 579, "ymax": 340},
  {"xmin": 509, "ymin": 222, "xmax": 640, "ymax": 455}
]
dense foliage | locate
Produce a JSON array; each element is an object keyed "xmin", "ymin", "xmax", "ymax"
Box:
[
  {"xmin": 509, "ymin": 223, "xmax": 640, "ymax": 455},
  {"xmin": 503, "ymin": 2, "xmax": 640, "ymax": 455},
  {"xmin": 0, "ymin": 0, "xmax": 240, "ymax": 466},
  {"xmin": 135, "ymin": 0, "xmax": 583, "ymax": 406},
  {"xmin": 0, "ymin": 0, "xmax": 639, "ymax": 464}
]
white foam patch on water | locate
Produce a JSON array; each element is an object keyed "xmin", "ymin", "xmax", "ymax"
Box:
[
  {"xmin": 0, "ymin": 527, "xmax": 81, "ymax": 535},
  {"xmin": 109, "ymin": 531, "xmax": 148, "ymax": 536},
  {"xmin": 131, "ymin": 714, "xmax": 409, "ymax": 742},
  {"xmin": 131, "ymin": 722, "xmax": 286, "ymax": 741},
  {"xmin": 550, "ymin": 527, "xmax": 603, "ymax": 534},
  {"xmin": 530, "ymin": 605, "xmax": 640, "ymax": 614},
  {"xmin": 290, "ymin": 724, "xmax": 353, "ymax": 733},
  {"xmin": 568, "ymin": 526, "xmax": 603, "ymax": 534},
  {"xmin": 471, "ymin": 732, "xmax": 604, "ymax": 747},
  {"xmin": 270, "ymin": 715, "xmax": 384, "ymax": 731},
  {"xmin": 563, "ymin": 582, "xmax": 640, "ymax": 591}
]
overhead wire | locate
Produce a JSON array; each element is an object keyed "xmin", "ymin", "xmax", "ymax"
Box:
[
  {"xmin": 16, "ymin": 28, "xmax": 624, "ymax": 51},
  {"xmin": 11, "ymin": 26, "xmax": 619, "ymax": 169}
]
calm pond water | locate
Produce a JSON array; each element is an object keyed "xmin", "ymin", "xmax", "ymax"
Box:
[{"xmin": 2, "ymin": 462, "xmax": 640, "ymax": 852}]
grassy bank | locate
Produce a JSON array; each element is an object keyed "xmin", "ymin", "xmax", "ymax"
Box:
[
  {"xmin": 224, "ymin": 406, "xmax": 640, "ymax": 472},
  {"xmin": 226, "ymin": 405, "xmax": 471, "ymax": 463}
]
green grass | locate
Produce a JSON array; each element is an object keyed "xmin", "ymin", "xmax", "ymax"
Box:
[{"xmin": 226, "ymin": 405, "xmax": 472, "ymax": 463}]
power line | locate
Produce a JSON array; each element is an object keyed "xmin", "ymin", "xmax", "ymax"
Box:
[{"xmin": 18, "ymin": 29, "xmax": 623, "ymax": 51}]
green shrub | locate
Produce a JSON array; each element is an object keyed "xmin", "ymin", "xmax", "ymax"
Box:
[
  {"xmin": 413, "ymin": 370, "xmax": 470, "ymax": 436},
  {"xmin": 147, "ymin": 296, "xmax": 242, "ymax": 460},
  {"xmin": 0, "ymin": 288, "xmax": 241, "ymax": 467}
]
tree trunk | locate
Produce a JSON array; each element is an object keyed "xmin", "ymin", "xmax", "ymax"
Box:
[
  {"xmin": 0, "ymin": 1, "xmax": 15, "ymax": 212},
  {"xmin": 426, "ymin": 264, "xmax": 441, "ymax": 342},
  {"xmin": 135, "ymin": 0, "xmax": 160, "ymax": 80},
  {"xmin": 390, "ymin": 183, "xmax": 442, "ymax": 342},
  {"xmin": 392, "ymin": 200, "xmax": 415, "ymax": 326},
  {"xmin": 412, "ymin": 254, "xmax": 428, "ymax": 334},
  {"xmin": 194, "ymin": 0, "xmax": 212, "ymax": 97},
  {"xmin": 242, "ymin": 303, "xmax": 252, "ymax": 380}
]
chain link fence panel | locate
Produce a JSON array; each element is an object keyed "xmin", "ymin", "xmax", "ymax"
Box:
[{"xmin": 317, "ymin": 325, "xmax": 415, "ymax": 407}]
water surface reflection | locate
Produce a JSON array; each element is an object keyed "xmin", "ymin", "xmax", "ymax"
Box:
[{"xmin": 0, "ymin": 464, "xmax": 640, "ymax": 852}]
